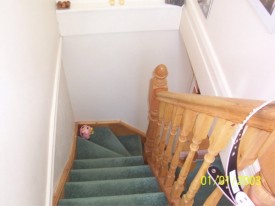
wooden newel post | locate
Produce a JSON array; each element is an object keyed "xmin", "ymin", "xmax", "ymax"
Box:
[{"xmin": 145, "ymin": 64, "xmax": 168, "ymax": 161}]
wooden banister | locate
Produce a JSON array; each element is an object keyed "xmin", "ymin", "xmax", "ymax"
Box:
[
  {"xmin": 159, "ymin": 106, "xmax": 184, "ymax": 179},
  {"xmin": 258, "ymin": 129, "xmax": 275, "ymax": 195},
  {"xmin": 204, "ymin": 127, "xmax": 270, "ymax": 205},
  {"xmin": 146, "ymin": 65, "xmax": 275, "ymax": 206},
  {"xmin": 151, "ymin": 101, "xmax": 166, "ymax": 167},
  {"xmin": 203, "ymin": 187, "xmax": 223, "ymax": 206},
  {"xmin": 155, "ymin": 104, "xmax": 174, "ymax": 173},
  {"xmin": 157, "ymin": 91, "xmax": 275, "ymax": 132},
  {"xmin": 170, "ymin": 114, "xmax": 214, "ymax": 201},
  {"xmin": 164, "ymin": 110, "xmax": 197, "ymax": 188},
  {"xmin": 145, "ymin": 64, "xmax": 168, "ymax": 161},
  {"xmin": 181, "ymin": 119, "xmax": 235, "ymax": 206}
]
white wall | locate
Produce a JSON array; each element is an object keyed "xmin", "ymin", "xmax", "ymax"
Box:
[
  {"xmin": 62, "ymin": 31, "xmax": 193, "ymax": 131},
  {"xmin": 0, "ymin": 1, "xmax": 59, "ymax": 206},
  {"xmin": 181, "ymin": 0, "xmax": 275, "ymax": 175},
  {"xmin": 181, "ymin": 0, "xmax": 275, "ymax": 100},
  {"xmin": 53, "ymin": 66, "xmax": 75, "ymax": 191}
]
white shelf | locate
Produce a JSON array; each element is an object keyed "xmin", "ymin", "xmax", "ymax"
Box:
[{"xmin": 56, "ymin": 0, "xmax": 183, "ymax": 36}]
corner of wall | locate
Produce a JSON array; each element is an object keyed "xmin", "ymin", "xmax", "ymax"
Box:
[
  {"xmin": 45, "ymin": 37, "xmax": 75, "ymax": 206},
  {"xmin": 45, "ymin": 37, "xmax": 63, "ymax": 206},
  {"xmin": 180, "ymin": 0, "xmax": 232, "ymax": 97}
]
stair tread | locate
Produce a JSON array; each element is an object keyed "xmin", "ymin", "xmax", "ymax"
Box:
[
  {"xmin": 64, "ymin": 177, "xmax": 160, "ymax": 198},
  {"xmin": 90, "ymin": 127, "xmax": 131, "ymax": 156},
  {"xmin": 69, "ymin": 165, "xmax": 153, "ymax": 182},
  {"xmin": 58, "ymin": 192, "xmax": 168, "ymax": 206},
  {"xmin": 73, "ymin": 155, "xmax": 144, "ymax": 169},
  {"xmin": 77, "ymin": 137, "xmax": 123, "ymax": 159},
  {"xmin": 60, "ymin": 126, "xmax": 167, "ymax": 205},
  {"xmin": 118, "ymin": 134, "xmax": 143, "ymax": 156},
  {"xmin": 59, "ymin": 125, "xmax": 229, "ymax": 206}
]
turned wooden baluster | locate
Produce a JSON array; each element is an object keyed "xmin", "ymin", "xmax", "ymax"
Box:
[
  {"xmin": 145, "ymin": 64, "xmax": 168, "ymax": 160},
  {"xmin": 180, "ymin": 119, "xmax": 235, "ymax": 206},
  {"xmin": 203, "ymin": 187, "xmax": 223, "ymax": 206},
  {"xmin": 165, "ymin": 110, "xmax": 197, "ymax": 187},
  {"xmin": 237, "ymin": 127, "xmax": 269, "ymax": 170},
  {"xmin": 170, "ymin": 113, "xmax": 214, "ymax": 201},
  {"xmin": 159, "ymin": 106, "xmax": 184, "ymax": 179},
  {"xmin": 250, "ymin": 129, "xmax": 275, "ymax": 204},
  {"xmin": 155, "ymin": 104, "xmax": 174, "ymax": 174},
  {"xmin": 151, "ymin": 101, "xmax": 166, "ymax": 166},
  {"xmin": 204, "ymin": 127, "xmax": 269, "ymax": 206}
]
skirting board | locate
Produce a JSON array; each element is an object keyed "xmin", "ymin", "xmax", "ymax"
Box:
[{"xmin": 52, "ymin": 123, "xmax": 78, "ymax": 206}]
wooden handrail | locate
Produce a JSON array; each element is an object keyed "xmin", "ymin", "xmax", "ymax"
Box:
[
  {"xmin": 157, "ymin": 91, "xmax": 275, "ymax": 132},
  {"xmin": 146, "ymin": 65, "xmax": 275, "ymax": 206}
]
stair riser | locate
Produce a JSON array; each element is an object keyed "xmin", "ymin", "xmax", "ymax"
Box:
[
  {"xmin": 73, "ymin": 156, "xmax": 144, "ymax": 169},
  {"xmin": 118, "ymin": 135, "xmax": 143, "ymax": 156},
  {"xmin": 59, "ymin": 192, "xmax": 168, "ymax": 206},
  {"xmin": 89, "ymin": 127, "xmax": 130, "ymax": 156},
  {"xmin": 70, "ymin": 166, "xmax": 153, "ymax": 182},
  {"xmin": 77, "ymin": 137, "xmax": 125, "ymax": 159},
  {"xmin": 64, "ymin": 178, "xmax": 160, "ymax": 198}
]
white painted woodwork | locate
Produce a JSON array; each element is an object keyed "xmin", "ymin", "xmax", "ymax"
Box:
[
  {"xmin": 53, "ymin": 66, "xmax": 75, "ymax": 193},
  {"xmin": 56, "ymin": 0, "xmax": 182, "ymax": 36},
  {"xmin": 180, "ymin": 0, "xmax": 275, "ymax": 174},
  {"xmin": 180, "ymin": 0, "xmax": 275, "ymax": 100}
]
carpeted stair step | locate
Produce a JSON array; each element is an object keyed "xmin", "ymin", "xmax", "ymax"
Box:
[
  {"xmin": 118, "ymin": 135, "xmax": 143, "ymax": 156},
  {"xmin": 76, "ymin": 137, "xmax": 123, "ymax": 159},
  {"xmin": 73, "ymin": 156, "xmax": 144, "ymax": 169},
  {"xmin": 89, "ymin": 127, "xmax": 131, "ymax": 156},
  {"xmin": 69, "ymin": 165, "xmax": 153, "ymax": 182},
  {"xmin": 64, "ymin": 177, "xmax": 160, "ymax": 198},
  {"xmin": 59, "ymin": 126, "xmax": 169, "ymax": 206},
  {"xmin": 58, "ymin": 192, "xmax": 168, "ymax": 206}
]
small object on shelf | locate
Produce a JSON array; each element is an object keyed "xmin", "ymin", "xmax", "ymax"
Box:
[
  {"xmin": 119, "ymin": 0, "xmax": 125, "ymax": 5},
  {"xmin": 109, "ymin": 0, "xmax": 115, "ymax": 6},
  {"xmin": 56, "ymin": 1, "xmax": 71, "ymax": 9}
]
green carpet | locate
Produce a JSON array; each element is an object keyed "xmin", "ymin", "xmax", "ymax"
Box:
[
  {"xmin": 73, "ymin": 156, "xmax": 144, "ymax": 169},
  {"xmin": 59, "ymin": 127, "xmax": 168, "ymax": 206},
  {"xmin": 64, "ymin": 177, "xmax": 160, "ymax": 198},
  {"xmin": 89, "ymin": 127, "xmax": 131, "ymax": 156},
  {"xmin": 59, "ymin": 126, "xmax": 230, "ymax": 206},
  {"xmin": 118, "ymin": 134, "xmax": 143, "ymax": 156},
  {"xmin": 58, "ymin": 192, "xmax": 167, "ymax": 206},
  {"xmin": 76, "ymin": 137, "xmax": 122, "ymax": 159},
  {"xmin": 70, "ymin": 165, "xmax": 153, "ymax": 182}
]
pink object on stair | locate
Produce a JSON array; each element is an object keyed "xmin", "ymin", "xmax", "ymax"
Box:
[{"xmin": 79, "ymin": 125, "xmax": 94, "ymax": 139}]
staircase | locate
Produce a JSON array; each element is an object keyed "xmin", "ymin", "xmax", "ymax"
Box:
[
  {"xmin": 58, "ymin": 127, "xmax": 168, "ymax": 206},
  {"xmin": 56, "ymin": 65, "xmax": 275, "ymax": 205}
]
